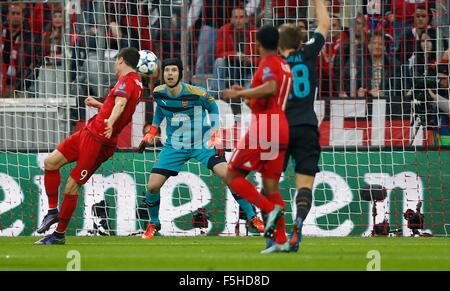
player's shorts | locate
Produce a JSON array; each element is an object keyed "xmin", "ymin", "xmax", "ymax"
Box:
[
  {"xmin": 285, "ymin": 124, "xmax": 321, "ymax": 176},
  {"xmin": 228, "ymin": 145, "xmax": 287, "ymax": 181},
  {"xmin": 151, "ymin": 146, "xmax": 226, "ymax": 177},
  {"xmin": 57, "ymin": 128, "xmax": 116, "ymax": 184}
]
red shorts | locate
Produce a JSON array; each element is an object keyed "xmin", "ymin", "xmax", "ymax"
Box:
[
  {"xmin": 57, "ymin": 128, "xmax": 116, "ymax": 184},
  {"xmin": 228, "ymin": 143, "xmax": 287, "ymax": 181}
]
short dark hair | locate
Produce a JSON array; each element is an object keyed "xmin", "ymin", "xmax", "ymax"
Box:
[
  {"xmin": 415, "ymin": 5, "xmax": 433, "ymax": 23},
  {"xmin": 256, "ymin": 25, "xmax": 279, "ymax": 51},
  {"xmin": 232, "ymin": 6, "xmax": 245, "ymax": 14},
  {"xmin": 416, "ymin": 5, "xmax": 428, "ymax": 13},
  {"xmin": 278, "ymin": 23, "xmax": 301, "ymax": 51},
  {"xmin": 297, "ymin": 19, "xmax": 308, "ymax": 31},
  {"xmin": 117, "ymin": 47, "xmax": 140, "ymax": 69},
  {"xmin": 369, "ymin": 30, "xmax": 385, "ymax": 42}
]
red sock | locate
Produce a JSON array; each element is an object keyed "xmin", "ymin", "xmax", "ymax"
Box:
[
  {"xmin": 266, "ymin": 192, "xmax": 287, "ymax": 244},
  {"xmin": 44, "ymin": 169, "xmax": 61, "ymax": 209},
  {"xmin": 56, "ymin": 194, "xmax": 79, "ymax": 233},
  {"xmin": 228, "ymin": 176, "xmax": 274, "ymax": 213}
]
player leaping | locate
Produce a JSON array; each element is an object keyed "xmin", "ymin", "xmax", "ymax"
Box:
[
  {"xmin": 278, "ymin": 0, "xmax": 330, "ymax": 252},
  {"xmin": 222, "ymin": 25, "xmax": 293, "ymax": 254},
  {"xmin": 139, "ymin": 58, "xmax": 265, "ymax": 239},
  {"xmin": 34, "ymin": 47, "xmax": 143, "ymax": 245}
]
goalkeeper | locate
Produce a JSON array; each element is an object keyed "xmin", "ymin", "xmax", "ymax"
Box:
[{"xmin": 139, "ymin": 58, "xmax": 264, "ymax": 239}]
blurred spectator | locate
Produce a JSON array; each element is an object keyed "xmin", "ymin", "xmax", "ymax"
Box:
[
  {"xmin": 149, "ymin": 0, "xmax": 182, "ymax": 59},
  {"xmin": 42, "ymin": 6, "xmax": 63, "ymax": 66},
  {"xmin": 296, "ymin": 19, "xmax": 309, "ymax": 43},
  {"xmin": 210, "ymin": 7, "xmax": 257, "ymax": 93},
  {"xmin": 188, "ymin": 0, "xmax": 241, "ymax": 75},
  {"xmin": 245, "ymin": 0, "xmax": 309, "ymax": 26},
  {"xmin": 105, "ymin": 0, "xmax": 140, "ymax": 50},
  {"xmin": 245, "ymin": 0, "xmax": 340, "ymax": 26},
  {"xmin": 106, "ymin": 20, "xmax": 139, "ymax": 51},
  {"xmin": 333, "ymin": 14, "xmax": 368, "ymax": 97},
  {"xmin": 78, "ymin": 1, "xmax": 140, "ymax": 52},
  {"xmin": 380, "ymin": 14, "xmax": 394, "ymax": 42},
  {"xmin": 28, "ymin": 2, "xmax": 52, "ymax": 38},
  {"xmin": 384, "ymin": 0, "xmax": 433, "ymax": 51},
  {"xmin": 72, "ymin": 0, "xmax": 142, "ymax": 99},
  {"xmin": 209, "ymin": 6, "xmax": 257, "ymax": 122},
  {"xmin": 1, "ymin": 3, "xmax": 41, "ymax": 98},
  {"xmin": 427, "ymin": 64, "xmax": 450, "ymax": 144},
  {"xmin": 366, "ymin": 0, "xmax": 383, "ymax": 31},
  {"xmin": 354, "ymin": 14, "xmax": 370, "ymax": 46},
  {"xmin": 343, "ymin": 31, "xmax": 396, "ymax": 99},
  {"xmin": 385, "ymin": 0, "xmax": 433, "ymax": 25},
  {"xmin": 397, "ymin": 5, "xmax": 439, "ymax": 66},
  {"xmin": 365, "ymin": 2, "xmax": 395, "ymax": 52},
  {"xmin": 408, "ymin": 31, "xmax": 437, "ymax": 78},
  {"xmin": 319, "ymin": 17, "xmax": 347, "ymax": 98},
  {"xmin": 36, "ymin": 5, "xmax": 65, "ymax": 99},
  {"xmin": 433, "ymin": 0, "xmax": 449, "ymax": 40}
]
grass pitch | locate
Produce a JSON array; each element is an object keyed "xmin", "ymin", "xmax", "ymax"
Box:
[{"xmin": 0, "ymin": 236, "xmax": 449, "ymax": 271}]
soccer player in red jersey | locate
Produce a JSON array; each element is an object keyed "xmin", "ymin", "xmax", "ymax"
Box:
[
  {"xmin": 222, "ymin": 25, "xmax": 293, "ymax": 253},
  {"xmin": 35, "ymin": 47, "xmax": 143, "ymax": 245}
]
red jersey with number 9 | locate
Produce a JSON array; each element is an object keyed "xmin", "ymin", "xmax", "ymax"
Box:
[{"xmin": 86, "ymin": 71, "xmax": 143, "ymax": 145}]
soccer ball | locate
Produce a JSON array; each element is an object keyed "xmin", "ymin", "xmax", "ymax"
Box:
[{"xmin": 136, "ymin": 50, "xmax": 158, "ymax": 76}]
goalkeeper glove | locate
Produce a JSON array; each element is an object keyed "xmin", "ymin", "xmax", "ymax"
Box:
[
  {"xmin": 138, "ymin": 125, "xmax": 159, "ymax": 153},
  {"xmin": 207, "ymin": 129, "xmax": 224, "ymax": 157}
]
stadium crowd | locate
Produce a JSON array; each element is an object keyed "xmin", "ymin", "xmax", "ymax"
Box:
[{"xmin": 1, "ymin": 1, "xmax": 449, "ymax": 124}]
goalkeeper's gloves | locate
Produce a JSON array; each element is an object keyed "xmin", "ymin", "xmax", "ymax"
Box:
[
  {"xmin": 207, "ymin": 129, "xmax": 224, "ymax": 157},
  {"xmin": 138, "ymin": 125, "xmax": 159, "ymax": 153}
]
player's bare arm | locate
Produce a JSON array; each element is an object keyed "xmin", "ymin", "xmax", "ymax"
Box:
[
  {"xmin": 84, "ymin": 96, "xmax": 103, "ymax": 109},
  {"xmin": 104, "ymin": 96, "xmax": 128, "ymax": 139},
  {"xmin": 222, "ymin": 80, "xmax": 277, "ymax": 100},
  {"xmin": 314, "ymin": 0, "xmax": 330, "ymax": 38}
]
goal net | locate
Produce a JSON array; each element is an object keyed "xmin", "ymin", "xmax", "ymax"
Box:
[{"xmin": 0, "ymin": 0, "xmax": 449, "ymax": 237}]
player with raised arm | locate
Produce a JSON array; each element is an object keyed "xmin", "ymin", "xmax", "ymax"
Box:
[
  {"xmin": 34, "ymin": 47, "xmax": 143, "ymax": 245},
  {"xmin": 139, "ymin": 58, "xmax": 265, "ymax": 239},
  {"xmin": 278, "ymin": 0, "xmax": 330, "ymax": 252},
  {"xmin": 222, "ymin": 25, "xmax": 293, "ymax": 253}
]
